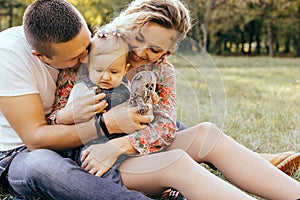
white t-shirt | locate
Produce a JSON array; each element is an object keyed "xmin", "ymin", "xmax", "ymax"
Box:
[
  {"xmin": 0, "ymin": 26, "xmax": 59, "ymax": 151},
  {"xmin": 67, "ymin": 82, "xmax": 94, "ymax": 105}
]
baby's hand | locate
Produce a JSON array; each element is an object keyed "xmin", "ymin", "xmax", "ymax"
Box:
[{"xmin": 151, "ymin": 91, "xmax": 160, "ymax": 105}]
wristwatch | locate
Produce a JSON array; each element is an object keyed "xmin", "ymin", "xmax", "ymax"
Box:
[{"xmin": 48, "ymin": 111, "xmax": 60, "ymax": 125}]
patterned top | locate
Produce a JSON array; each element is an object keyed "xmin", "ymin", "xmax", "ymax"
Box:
[{"xmin": 49, "ymin": 59, "xmax": 177, "ymax": 155}]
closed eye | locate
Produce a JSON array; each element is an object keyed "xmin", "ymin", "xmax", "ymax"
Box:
[
  {"xmin": 135, "ymin": 35, "xmax": 144, "ymax": 43},
  {"xmin": 150, "ymin": 47, "xmax": 162, "ymax": 54}
]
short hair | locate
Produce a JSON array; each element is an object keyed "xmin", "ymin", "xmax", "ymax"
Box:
[
  {"xmin": 103, "ymin": 0, "xmax": 191, "ymax": 52},
  {"xmin": 23, "ymin": 0, "xmax": 84, "ymax": 57}
]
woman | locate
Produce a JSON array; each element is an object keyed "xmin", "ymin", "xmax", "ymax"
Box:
[{"xmin": 54, "ymin": 0, "xmax": 300, "ymax": 199}]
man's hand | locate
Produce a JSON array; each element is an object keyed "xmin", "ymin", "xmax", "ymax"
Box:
[
  {"xmin": 103, "ymin": 102, "xmax": 154, "ymax": 134},
  {"xmin": 57, "ymin": 93, "xmax": 108, "ymax": 124}
]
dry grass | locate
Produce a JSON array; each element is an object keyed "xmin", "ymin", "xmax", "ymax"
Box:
[
  {"xmin": 1, "ymin": 56, "xmax": 299, "ymax": 199},
  {"xmin": 172, "ymin": 55, "xmax": 300, "ymax": 182}
]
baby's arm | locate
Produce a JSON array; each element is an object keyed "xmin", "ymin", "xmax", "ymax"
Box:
[{"xmin": 48, "ymin": 68, "xmax": 107, "ymax": 125}]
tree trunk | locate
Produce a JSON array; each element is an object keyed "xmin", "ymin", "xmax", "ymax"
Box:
[
  {"xmin": 8, "ymin": 5, "xmax": 13, "ymax": 27},
  {"xmin": 240, "ymin": 30, "xmax": 246, "ymax": 55},
  {"xmin": 284, "ymin": 34, "xmax": 290, "ymax": 53},
  {"xmin": 201, "ymin": 23, "xmax": 208, "ymax": 52},
  {"xmin": 296, "ymin": 5, "xmax": 300, "ymax": 57},
  {"xmin": 267, "ymin": 23, "xmax": 274, "ymax": 57},
  {"xmin": 256, "ymin": 35, "xmax": 261, "ymax": 55}
]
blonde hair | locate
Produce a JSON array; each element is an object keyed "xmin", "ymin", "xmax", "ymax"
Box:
[
  {"xmin": 90, "ymin": 33, "xmax": 128, "ymax": 57},
  {"xmin": 102, "ymin": 0, "xmax": 191, "ymax": 52}
]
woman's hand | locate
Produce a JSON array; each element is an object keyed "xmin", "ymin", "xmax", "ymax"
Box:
[
  {"xmin": 56, "ymin": 93, "xmax": 108, "ymax": 124},
  {"xmin": 81, "ymin": 137, "xmax": 137, "ymax": 176}
]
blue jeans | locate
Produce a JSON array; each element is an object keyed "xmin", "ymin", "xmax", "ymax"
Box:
[{"xmin": 7, "ymin": 149, "xmax": 151, "ymax": 200}]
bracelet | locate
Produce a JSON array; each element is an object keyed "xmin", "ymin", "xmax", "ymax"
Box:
[
  {"xmin": 47, "ymin": 110, "xmax": 60, "ymax": 125},
  {"xmin": 94, "ymin": 115, "xmax": 102, "ymax": 138},
  {"xmin": 94, "ymin": 113, "xmax": 110, "ymax": 139},
  {"xmin": 98, "ymin": 114, "xmax": 110, "ymax": 139}
]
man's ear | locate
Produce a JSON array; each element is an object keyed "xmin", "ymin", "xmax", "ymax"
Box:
[{"xmin": 31, "ymin": 50, "xmax": 48, "ymax": 63}]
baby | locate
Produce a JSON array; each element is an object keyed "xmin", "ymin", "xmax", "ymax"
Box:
[{"xmin": 67, "ymin": 33, "xmax": 157, "ymax": 140}]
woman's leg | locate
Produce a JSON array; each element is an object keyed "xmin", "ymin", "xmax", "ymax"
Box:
[
  {"xmin": 119, "ymin": 149, "xmax": 255, "ymax": 200},
  {"xmin": 168, "ymin": 122, "xmax": 300, "ymax": 199},
  {"xmin": 176, "ymin": 120, "xmax": 300, "ymax": 175}
]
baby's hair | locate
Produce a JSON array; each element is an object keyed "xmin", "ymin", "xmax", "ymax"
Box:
[{"xmin": 89, "ymin": 32, "xmax": 129, "ymax": 58}]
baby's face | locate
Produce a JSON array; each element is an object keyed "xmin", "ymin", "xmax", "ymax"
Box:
[{"xmin": 88, "ymin": 51, "xmax": 127, "ymax": 89}]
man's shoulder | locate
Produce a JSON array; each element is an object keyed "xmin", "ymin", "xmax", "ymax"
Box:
[
  {"xmin": 0, "ymin": 26, "xmax": 24, "ymax": 42},
  {"xmin": 0, "ymin": 26, "xmax": 29, "ymax": 54}
]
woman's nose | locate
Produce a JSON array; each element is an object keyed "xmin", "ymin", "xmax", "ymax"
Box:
[{"xmin": 135, "ymin": 47, "xmax": 148, "ymax": 59}]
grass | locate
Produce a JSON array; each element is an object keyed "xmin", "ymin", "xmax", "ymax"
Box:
[
  {"xmin": 171, "ymin": 55, "xmax": 300, "ymax": 182},
  {"xmin": 1, "ymin": 56, "xmax": 299, "ymax": 199}
]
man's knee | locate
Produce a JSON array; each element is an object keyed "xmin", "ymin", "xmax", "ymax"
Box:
[{"xmin": 9, "ymin": 149, "xmax": 61, "ymax": 179}]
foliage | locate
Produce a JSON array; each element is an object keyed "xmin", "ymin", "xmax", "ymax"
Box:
[{"xmin": 1, "ymin": 0, "xmax": 299, "ymax": 57}]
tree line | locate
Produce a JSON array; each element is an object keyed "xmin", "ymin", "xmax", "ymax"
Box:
[{"xmin": 1, "ymin": 0, "xmax": 299, "ymax": 57}]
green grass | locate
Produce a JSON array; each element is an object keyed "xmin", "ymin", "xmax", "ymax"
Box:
[
  {"xmin": 171, "ymin": 55, "xmax": 300, "ymax": 182},
  {"xmin": 1, "ymin": 56, "xmax": 299, "ymax": 199}
]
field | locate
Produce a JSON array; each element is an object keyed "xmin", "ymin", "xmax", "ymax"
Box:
[
  {"xmin": 171, "ymin": 55, "xmax": 300, "ymax": 182},
  {"xmin": 1, "ymin": 56, "xmax": 299, "ymax": 199}
]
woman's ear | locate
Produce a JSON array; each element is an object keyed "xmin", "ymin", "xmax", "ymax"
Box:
[
  {"xmin": 164, "ymin": 51, "xmax": 171, "ymax": 58},
  {"xmin": 158, "ymin": 52, "xmax": 170, "ymax": 62}
]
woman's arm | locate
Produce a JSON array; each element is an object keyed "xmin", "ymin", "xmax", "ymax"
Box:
[{"xmin": 126, "ymin": 60, "xmax": 177, "ymax": 155}]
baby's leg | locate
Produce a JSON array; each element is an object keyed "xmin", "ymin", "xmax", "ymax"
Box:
[{"xmin": 119, "ymin": 149, "xmax": 255, "ymax": 200}]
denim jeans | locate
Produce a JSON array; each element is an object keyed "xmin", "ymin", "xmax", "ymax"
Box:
[{"xmin": 7, "ymin": 149, "xmax": 151, "ymax": 200}]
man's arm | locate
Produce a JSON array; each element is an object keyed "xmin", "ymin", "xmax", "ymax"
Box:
[{"xmin": 0, "ymin": 94, "xmax": 97, "ymax": 151}]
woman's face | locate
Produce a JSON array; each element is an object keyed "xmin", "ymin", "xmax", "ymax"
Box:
[{"xmin": 126, "ymin": 22, "xmax": 177, "ymax": 68}]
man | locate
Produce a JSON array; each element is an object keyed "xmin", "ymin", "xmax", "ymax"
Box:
[{"xmin": 0, "ymin": 0, "xmax": 152, "ymax": 199}]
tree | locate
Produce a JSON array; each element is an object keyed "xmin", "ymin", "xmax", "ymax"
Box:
[
  {"xmin": 69, "ymin": 0, "xmax": 130, "ymax": 30},
  {"xmin": 0, "ymin": 0, "xmax": 26, "ymax": 31}
]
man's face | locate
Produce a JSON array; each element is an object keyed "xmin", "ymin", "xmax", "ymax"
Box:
[{"xmin": 41, "ymin": 26, "xmax": 91, "ymax": 69}]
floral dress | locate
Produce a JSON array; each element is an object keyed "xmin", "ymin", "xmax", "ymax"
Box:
[
  {"xmin": 126, "ymin": 60, "xmax": 177, "ymax": 154},
  {"xmin": 49, "ymin": 59, "xmax": 177, "ymax": 155}
]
